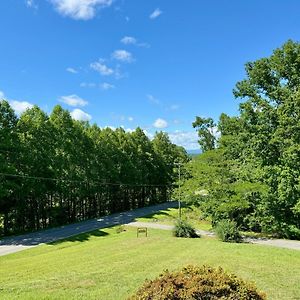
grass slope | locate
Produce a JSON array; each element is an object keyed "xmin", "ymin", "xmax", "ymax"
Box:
[
  {"xmin": 0, "ymin": 227, "xmax": 299, "ymax": 299},
  {"xmin": 136, "ymin": 206, "xmax": 212, "ymax": 231}
]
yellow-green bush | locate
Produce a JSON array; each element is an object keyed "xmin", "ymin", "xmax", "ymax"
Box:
[{"xmin": 129, "ymin": 265, "xmax": 266, "ymax": 300}]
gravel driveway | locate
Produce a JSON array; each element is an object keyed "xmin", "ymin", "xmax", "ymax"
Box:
[{"xmin": 127, "ymin": 221, "xmax": 300, "ymax": 251}]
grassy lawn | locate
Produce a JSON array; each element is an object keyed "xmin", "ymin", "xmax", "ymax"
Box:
[
  {"xmin": 136, "ymin": 205, "xmax": 213, "ymax": 231},
  {"xmin": 0, "ymin": 227, "xmax": 300, "ymax": 299}
]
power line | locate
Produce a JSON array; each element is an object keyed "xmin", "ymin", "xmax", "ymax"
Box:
[{"xmin": 0, "ymin": 172, "xmax": 173, "ymax": 188}]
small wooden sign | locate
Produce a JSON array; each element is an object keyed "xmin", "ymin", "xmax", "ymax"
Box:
[{"xmin": 137, "ymin": 227, "xmax": 148, "ymax": 237}]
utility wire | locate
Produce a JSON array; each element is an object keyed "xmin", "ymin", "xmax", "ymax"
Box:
[{"xmin": 0, "ymin": 172, "xmax": 173, "ymax": 188}]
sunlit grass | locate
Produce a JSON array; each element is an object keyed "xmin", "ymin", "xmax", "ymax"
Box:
[
  {"xmin": 0, "ymin": 226, "xmax": 299, "ymax": 299},
  {"xmin": 136, "ymin": 205, "xmax": 212, "ymax": 231}
]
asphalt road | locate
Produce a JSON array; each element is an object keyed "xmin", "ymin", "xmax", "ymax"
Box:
[{"xmin": 0, "ymin": 201, "xmax": 178, "ymax": 256}]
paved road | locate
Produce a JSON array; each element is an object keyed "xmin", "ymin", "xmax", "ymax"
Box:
[
  {"xmin": 244, "ymin": 237, "xmax": 300, "ymax": 250},
  {"xmin": 0, "ymin": 201, "xmax": 177, "ymax": 256},
  {"xmin": 127, "ymin": 221, "xmax": 300, "ymax": 251}
]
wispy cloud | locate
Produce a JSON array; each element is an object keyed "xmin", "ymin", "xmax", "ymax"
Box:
[
  {"xmin": 147, "ymin": 94, "xmax": 161, "ymax": 105},
  {"xmin": 120, "ymin": 36, "xmax": 150, "ymax": 48},
  {"xmin": 25, "ymin": 0, "xmax": 38, "ymax": 9},
  {"xmin": 70, "ymin": 108, "xmax": 91, "ymax": 121},
  {"xmin": 59, "ymin": 94, "xmax": 88, "ymax": 107},
  {"xmin": 168, "ymin": 130, "xmax": 199, "ymax": 150},
  {"xmin": 90, "ymin": 61, "xmax": 114, "ymax": 76},
  {"xmin": 66, "ymin": 67, "xmax": 78, "ymax": 74},
  {"xmin": 121, "ymin": 36, "xmax": 137, "ymax": 45},
  {"xmin": 110, "ymin": 113, "xmax": 134, "ymax": 123},
  {"xmin": 50, "ymin": 0, "xmax": 113, "ymax": 20},
  {"xmin": 112, "ymin": 50, "xmax": 134, "ymax": 63},
  {"xmin": 150, "ymin": 8, "xmax": 162, "ymax": 19},
  {"xmin": 80, "ymin": 82, "xmax": 97, "ymax": 88},
  {"xmin": 153, "ymin": 118, "xmax": 168, "ymax": 129},
  {"xmin": 100, "ymin": 82, "xmax": 115, "ymax": 90}
]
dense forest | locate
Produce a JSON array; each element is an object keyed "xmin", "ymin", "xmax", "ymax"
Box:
[
  {"xmin": 184, "ymin": 40, "xmax": 300, "ymax": 239},
  {"xmin": 0, "ymin": 103, "xmax": 187, "ymax": 236}
]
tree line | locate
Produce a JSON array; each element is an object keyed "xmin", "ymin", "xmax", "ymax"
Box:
[
  {"xmin": 186, "ymin": 40, "xmax": 300, "ymax": 239},
  {"xmin": 0, "ymin": 103, "xmax": 187, "ymax": 236}
]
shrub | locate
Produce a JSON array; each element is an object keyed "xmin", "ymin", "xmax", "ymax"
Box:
[
  {"xmin": 173, "ymin": 219, "xmax": 199, "ymax": 238},
  {"xmin": 115, "ymin": 225, "xmax": 126, "ymax": 234},
  {"xmin": 215, "ymin": 219, "xmax": 242, "ymax": 242},
  {"xmin": 128, "ymin": 265, "xmax": 266, "ymax": 300}
]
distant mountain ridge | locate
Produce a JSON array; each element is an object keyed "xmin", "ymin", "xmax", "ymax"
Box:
[{"xmin": 186, "ymin": 149, "xmax": 201, "ymax": 156}]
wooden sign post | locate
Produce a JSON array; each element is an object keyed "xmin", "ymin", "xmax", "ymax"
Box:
[{"xmin": 137, "ymin": 227, "xmax": 148, "ymax": 237}]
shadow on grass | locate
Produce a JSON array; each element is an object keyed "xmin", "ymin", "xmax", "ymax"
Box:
[
  {"xmin": 48, "ymin": 229, "xmax": 110, "ymax": 245},
  {"xmin": 135, "ymin": 203, "xmax": 188, "ymax": 221},
  {"xmin": 139, "ymin": 210, "xmax": 173, "ymax": 220}
]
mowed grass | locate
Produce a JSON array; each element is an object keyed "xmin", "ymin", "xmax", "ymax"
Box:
[
  {"xmin": 136, "ymin": 206, "xmax": 213, "ymax": 231},
  {"xmin": 0, "ymin": 227, "xmax": 300, "ymax": 300}
]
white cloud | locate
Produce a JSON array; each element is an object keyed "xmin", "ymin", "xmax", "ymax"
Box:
[
  {"xmin": 100, "ymin": 82, "xmax": 115, "ymax": 90},
  {"xmin": 70, "ymin": 108, "xmax": 91, "ymax": 121},
  {"xmin": 120, "ymin": 36, "xmax": 150, "ymax": 48},
  {"xmin": 25, "ymin": 0, "xmax": 38, "ymax": 9},
  {"xmin": 10, "ymin": 100, "xmax": 34, "ymax": 115},
  {"xmin": 150, "ymin": 8, "xmax": 162, "ymax": 19},
  {"xmin": 90, "ymin": 61, "xmax": 114, "ymax": 75},
  {"xmin": 112, "ymin": 50, "xmax": 133, "ymax": 63},
  {"xmin": 128, "ymin": 116, "xmax": 134, "ymax": 122},
  {"xmin": 66, "ymin": 67, "xmax": 78, "ymax": 74},
  {"xmin": 168, "ymin": 130, "xmax": 199, "ymax": 150},
  {"xmin": 50, "ymin": 0, "xmax": 113, "ymax": 20},
  {"xmin": 80, "ymin": 82, "xmax": 96, "ymax": 88},
  {"xmin": 153, "ymin": 118, "xmax": 168, "ymax": 129},
  {"xmin": 124, "ymin": 127, "xmax": 134, "ymax": 133},
  {"xmin": 147, "ymin": 94, "xmax": 161, "ymax": 105},
  {"xmin": 0, "ymin": 90, "xmax": 34, "ymax": 115},
  {"xmin": 121, "ymin": 36, "xmax": 137, "ymax": 45},
  {"xmin": 59, "ymin": 94, "xmax": 88, "ymax": 107}
]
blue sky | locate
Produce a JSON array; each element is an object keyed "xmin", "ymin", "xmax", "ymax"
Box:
[{"xmin": 1, "ymin": 0, "xmax": 300, "ymax": 149}]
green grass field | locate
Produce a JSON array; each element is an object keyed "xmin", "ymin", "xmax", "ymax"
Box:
[
  {"xmin": 1, "ymin": 226, "xmax": 300, "ymax": 299},
  {"xmin": 136, "ymin": 205, "xmax": 213, "ymax": 231}
]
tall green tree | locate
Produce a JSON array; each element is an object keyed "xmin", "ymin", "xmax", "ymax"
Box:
[
  {"xmin": 228, "ymin": 40, "xmax": 300, "ymax": 237},
  {"xmin": 0, "ymin": 100, "xmax": 19, "ymax": 234},
  {"xmin": 192, "ymin": 116, "xmax": 216, "ymax": 152}
]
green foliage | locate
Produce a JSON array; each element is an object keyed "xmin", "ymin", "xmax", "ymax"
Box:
[
  {"xmin": 0, "ymin": 102, "xmax": 188, "ymax": 236},
  {"xmin": 129, "ymin": 265, "xmax": 266, "ymax": 300},
  {"xmin": 179, "ymin": 149, "xmax": 263, "ymax": 230},
  {"xmin": 192, "ymin": 116, "xmax": 216, "ymax": 152},
  {"xmin": 228, "ymin": 40, "xmax": 300, "ymax": 237},
  {"xmin": 179, "ymin": 40, "xmax": 300, "ymax": 239},
  {"xmin": 173, "ymin": 219, "xmax": 199, "ymax": 238},
  {"xmin": 215, "ymin": 219, "xmax": 242, "ymax": 243},
  {"xmin": 115, "ymin": 225, "xmax": 126, "ymax": 234}
]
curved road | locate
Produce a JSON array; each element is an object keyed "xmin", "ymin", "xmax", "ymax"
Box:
[
  {"xmin": 1, "ymin": 201, "xmax": 299, "ymax": 256},
  {"xmin": 127, "ymin": 221, "xmax": 300, "ymax": 251},
  {"xmin": 0, "ymin": 201, "xmax": 178, "ymax": 256}
]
